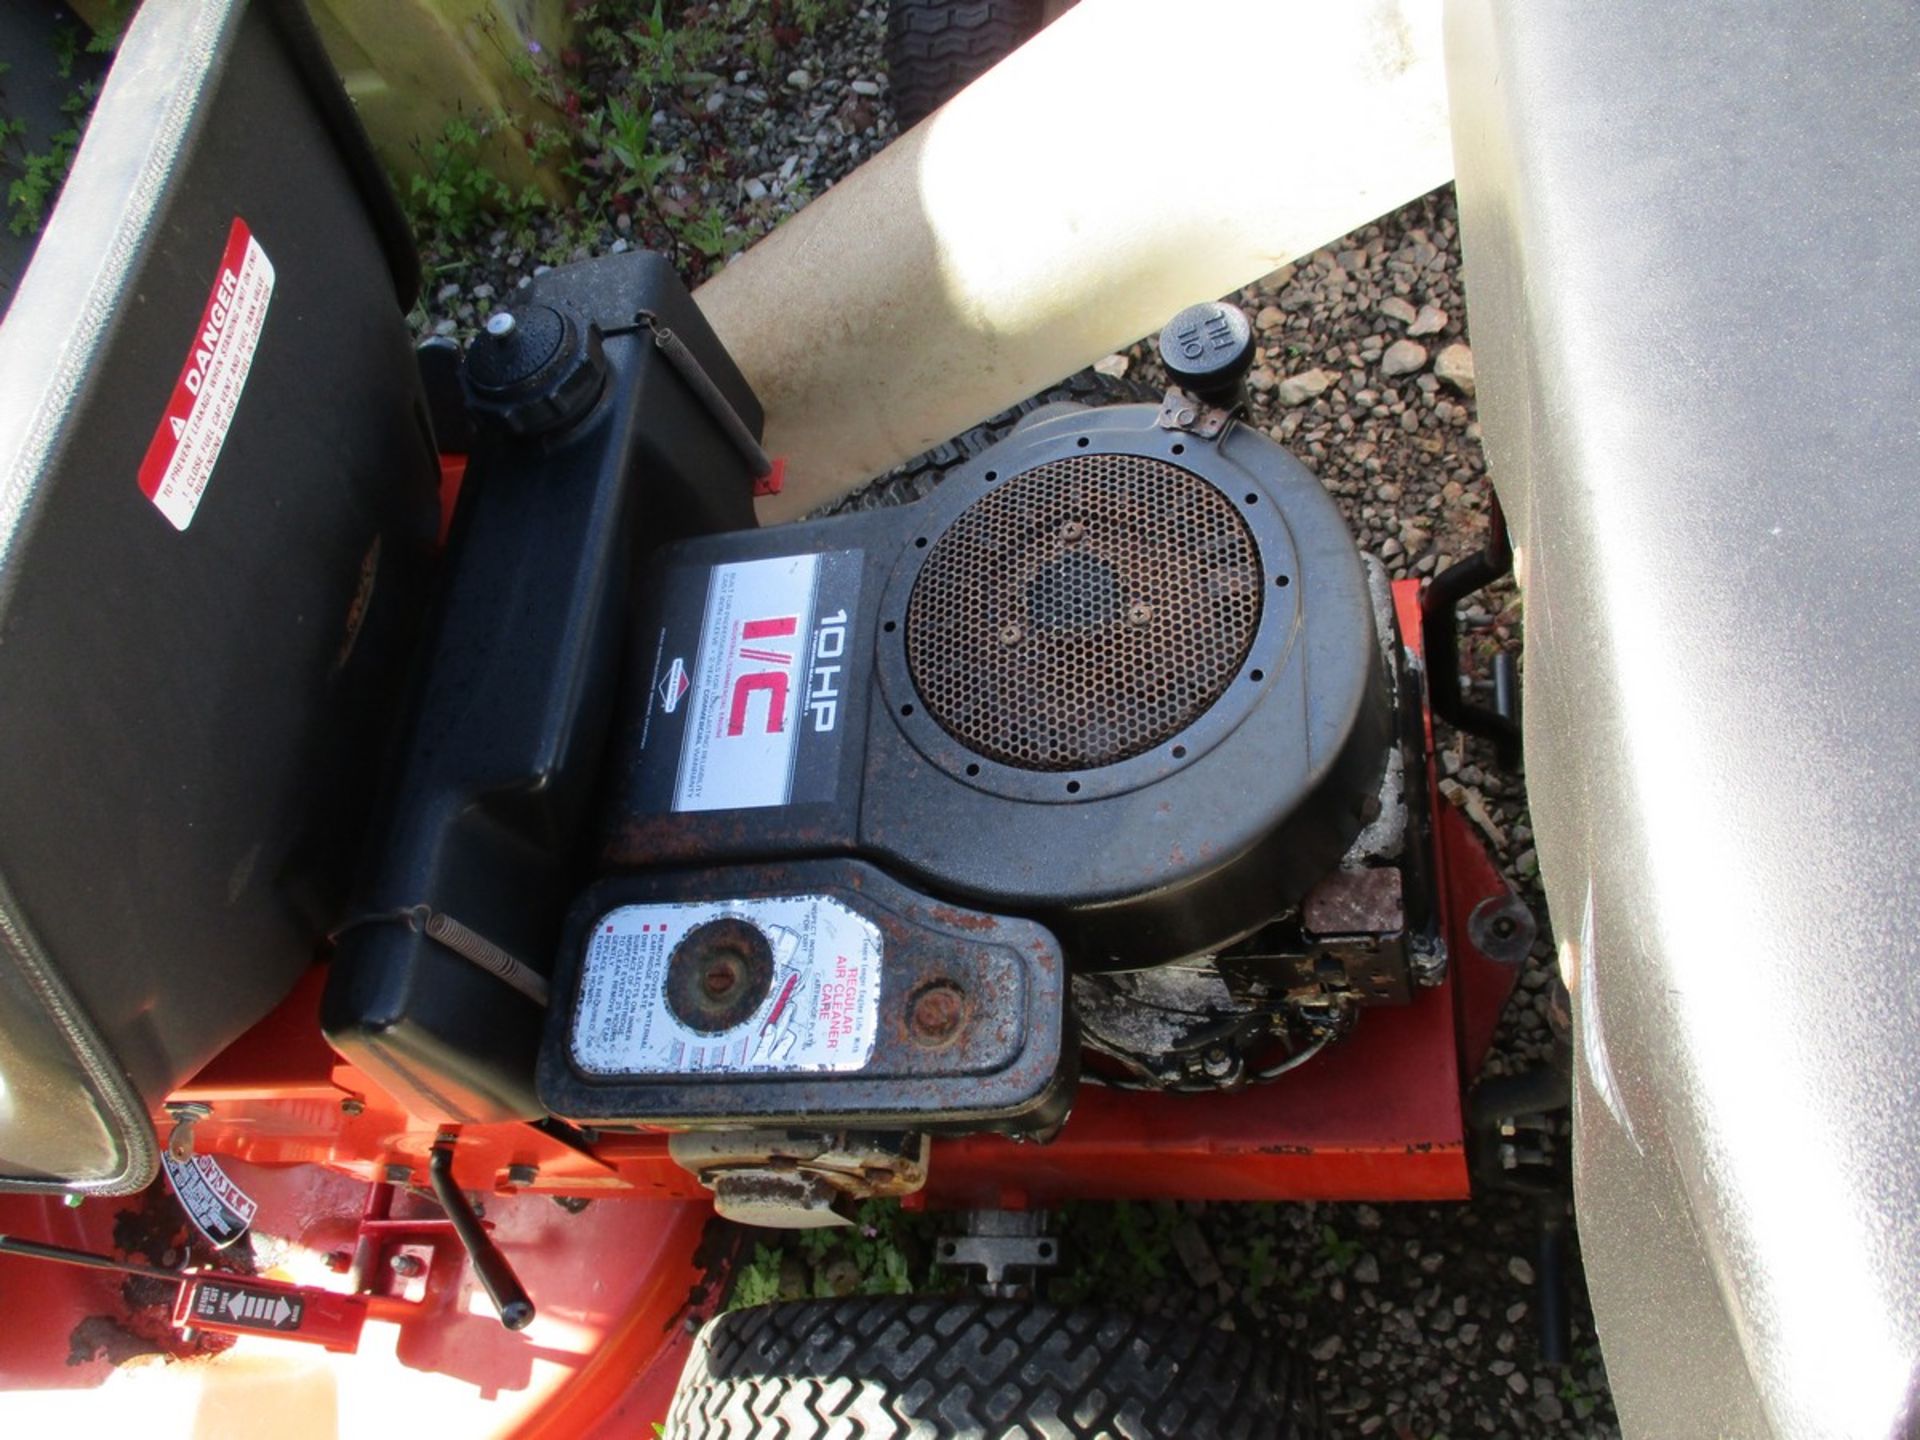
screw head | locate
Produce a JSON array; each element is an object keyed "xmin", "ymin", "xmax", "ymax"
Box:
[
  {"xmin": 1126, "ymin": 601, "xmax": 1154, "ymax": 626},
  {"xmin": 908, "ymin": 981, "xmax": 967, "ymax": 1048},
  {"xmin": 1059, "ymin": 520, "xmax": 1086, "ymax": 544},
  {"xmin": 997, "ymin": 622, "xmax": 1024, "ymax": 646},
  {"xmin": 389, "ymin": 1252, "xmax": 426, "ymax": 1278},
  {"xmin": 340, "ymin": 1097, "xmax": 365, "ymax": 1116},
  {"xmin": 484, "ymin": 311, "xmax": 517, "ymax": 338}
]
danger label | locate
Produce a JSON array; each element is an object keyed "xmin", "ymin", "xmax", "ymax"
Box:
[
  {"xmin": 137, "ymin": 217, "xmax": 274, "ymax": 531},
  {"xmin": 571, "ymin": 896, "xmax": 881, "ymax": 1076},
  {"xmin": 162, "ymin": 1152, "xmax": 258, "ymax": 1250}
]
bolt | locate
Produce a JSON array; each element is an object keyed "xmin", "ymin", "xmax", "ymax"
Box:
[
  {"xmin": 1176, "ymin": 407, "xmax": 1197, "ymax": 426},
  {"xmin": 1126, "ymin": 601, "xmax": 1154, "ymax": 626},
  {"xmin": 384, "ymin": 1163, "xmax": 411, "ymax": 1186},
  {"xmin": 1201, "ymin": 1047, "xmax": 1235, "ymax": 1079},
  {"xmin": 908, "ymin": 982, "xmax": 967, "ymax": 1048},
  {"xmin": 484, "ymin": 311, "xmax": 517, "ymax": 338},
  {"xmin": 1059, "ymin": 520, "xmax": 1086, "ymax": 544},
  {"xmin": 998, "ymin": 622, "xmax": 1024, "ymax": 646},
  {"xmin": 1490, "ymin": 914, "xmax": 1517, "ymax": 941},
  {"xmin": 389, "ymin": 1252, "xmax": 426, "ymax": 1279},
  {"xmin": 340, "ymin": 1097, "xmax": 365, "ymax": 1116},
  {"xmin": 507, "ymin": 1163, "xmax": 538, "ymax": 1188}
]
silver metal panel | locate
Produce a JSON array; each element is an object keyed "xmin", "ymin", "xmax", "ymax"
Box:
[{"xmin": 1446, "ymin": 2, "xmax": 1920, "ymax": 1434}]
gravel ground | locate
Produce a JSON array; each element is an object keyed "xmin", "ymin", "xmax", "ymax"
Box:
[{"xmin": 419, "ymin": 9, "xmax": 1615, "ymax": 1434}]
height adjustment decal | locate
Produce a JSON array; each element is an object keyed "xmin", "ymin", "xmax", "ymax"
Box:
[{"xmin": 137, "ymin": 216, "xmax": 274, "ymax": 531}]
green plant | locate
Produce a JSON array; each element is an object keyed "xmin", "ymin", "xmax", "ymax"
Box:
[
  {"xmin": 1316, "ymin": 1222, "xmax": 1362, "ymax": 1273},
  {"xmin": 406, "ymin": 114, "xmax": 546, "ymax": 238}
]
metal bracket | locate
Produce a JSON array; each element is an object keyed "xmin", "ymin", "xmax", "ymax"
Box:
[
  {"xmin": 935, "ymin": 1209, "xmax": 1058, "ymax": 1298},
  {"xmin": 1153, "ymin": 384, "xmax": 1234, "ymax": 438}
]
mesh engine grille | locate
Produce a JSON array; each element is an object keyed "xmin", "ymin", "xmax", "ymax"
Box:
[{"xmin": 906, "ymin": 453, "xmax": 1263, "ymax": 771}]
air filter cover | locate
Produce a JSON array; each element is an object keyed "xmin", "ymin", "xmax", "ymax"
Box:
[
  {"xmin": 906, "ymin": 453, "xmax": 1262, "ymax": 772},
  {"xmin": 604, "ymin": 401, "xmax": 1391, "ymax": 969}
]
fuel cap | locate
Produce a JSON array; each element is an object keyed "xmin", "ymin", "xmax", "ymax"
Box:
[
  {"xmin": 463, "ymin": 304, "xmax": 607, "ymax": 437},
  {"xmin": 1158, "ymin": 301, "xmax": 1255, "ymax": 407}
]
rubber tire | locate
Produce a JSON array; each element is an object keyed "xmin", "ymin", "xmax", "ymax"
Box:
[
  {"xmin": 817, "ymin": 368, "xmax": 1153, "ymax": 517},
  {"xmin": 887, "ymin": 0, "xmax": 1046, "ymax": 129},
  {"xmin": 665, "ymin": 1295, "xmax": 1324, "ymax": 1438}
]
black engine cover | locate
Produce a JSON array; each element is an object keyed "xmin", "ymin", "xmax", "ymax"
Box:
[{"xmin": 602, "ymin": 402, "xmax": 1389, "ymax": 969}]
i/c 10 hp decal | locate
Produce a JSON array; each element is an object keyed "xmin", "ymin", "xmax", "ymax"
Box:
[{"xmin": 640, "ymin": 551, "xmax": 861, "ymax": 813}]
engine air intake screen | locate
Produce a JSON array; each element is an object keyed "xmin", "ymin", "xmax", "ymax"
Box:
[{"xmin": 905, "ymin": 454, "xmax": 1263, "ymax": 771}]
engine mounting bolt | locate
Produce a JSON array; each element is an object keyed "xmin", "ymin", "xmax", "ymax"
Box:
[
  {"xmin": 389, "ymin": 1253, "xmax": 426, "ymax": 1278},
  {"xmin": 484, "ymin": 311, "xmax": 517, "ymax": 338},
  {"xmin": 908, "ymin": 981, "xmax": 967, "ymax": 1048}
]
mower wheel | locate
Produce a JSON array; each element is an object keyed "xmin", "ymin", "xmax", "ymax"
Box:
[
  {"xmin": 818, "ymin": 368, "xmax": 1153, "ymax": 516},
  {"xmin": 887, "ymin": 0, "xmax": 1046, "ymax": 129},
  {"xmin": 666, "ymin": 1294, "xmax": 1323, "ymax": 1439}
]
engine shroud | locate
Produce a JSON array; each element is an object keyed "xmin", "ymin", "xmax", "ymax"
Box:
[{"xmin": 601, "ymin": 401, "xmax": 1390, "ymax": 970}]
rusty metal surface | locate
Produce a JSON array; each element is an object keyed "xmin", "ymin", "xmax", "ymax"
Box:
[
  {"xmin": 905, "ymin": 452, "xmax": 1262, "ymax": 770},
  {"xmin": 1303, "ymin": 866, "xmax": 1407, "ymax": 936}
]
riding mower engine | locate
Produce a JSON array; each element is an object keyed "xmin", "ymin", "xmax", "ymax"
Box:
[{"xmin": 323, "ymin": 258, "xmax": 1437, "ymax": 1227}]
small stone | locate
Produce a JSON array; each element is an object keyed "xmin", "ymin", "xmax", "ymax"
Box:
[
  {"xmin": 1435, "ymin": 342, "xmax": 1476, "ymax": 396},
  {"xmin": 1256, "ymin": 303, "xmax": 1285, "ymax": 331},
  {"xmin": 1172, "ymin": 1221, "xmax": 1223, "ymax": 1288},
  {"xmin": 706, "ymin": 89, "xmax": 727, "ymax": 114},
  {"xmin": 1515, "ymin": 848, "xmax": 1540, "ymax": 877},
  {"xmin": 851, "ymin": 78, "xmax": 881, "ymax": 96},
  {"xmin": 1276, "ymin": 368, "xmax": 1335, "ymax": 406},
  {"xmin": 1508, "ymin": 1255, "xmax": 1536, "ymax": 1285},
  {"xmin": 1354, "ymin": 1253, "xmax": 1381, "ymax": 1284},
  {"xmin": 1380, "ymin": 339, "xmax": 1428, "ymax": 378},
  {"xmin": 1506, "ymin": 1371, "xmax": 1530, "ymax": 1396},
  {"xmin": 1458, "ymin": 1322, "xmax": 1480, "ymax": 1345},
  {"xmin": 744, "ymin": 177, "xmax": 769, "ymax": 201},
  {"xmin": 1311, "ymin": 1334, "xmax": 1344, "ymax": 1362},
  {"xmin": 1506, "ymin": 1301, "xmax": 1529, "ymax": 1323},
  {"xmin": 435, "ymin": 282, "xmax": 462, "ymax": 303},
  {"xmin": 1533, "ymin": 1393, "xmax": 1566, "ymax": 1424},
  {"xmin": 786, "ymin": 69, "xmax": 812, "ymax": 89},
  {"xmin": 1247, "ymin": 366, "xmax": 1277, "ymax": 394},
  {"xmin": 1378, "ymin": 296, "xmax": 1418, "ymax": 326},
  {"xmin": 1093, "ymin": 352, "xmax": 1130, "ymax": 379},
  {"xmin": 609, "ymin": 238, "xmax": 630, "ymax": 254},
  {"xmin": 1408, "ymin": 304, "xmax": 1448, "ymax": 337}
]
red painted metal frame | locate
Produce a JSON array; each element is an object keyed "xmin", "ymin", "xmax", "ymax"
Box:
[{"xmin": 0, "ymin": 575, "xmax": 1520, "ymax": 1434}]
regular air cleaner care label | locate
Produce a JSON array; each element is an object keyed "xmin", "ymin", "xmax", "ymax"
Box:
[
  {"xmin": 137, "ymin": 216, "xmax": 274, "ymax": 531},
  {"xmin": 571, "ymin": 896, "xmax": 882, "ymax": 1076},
  {"xmin": 642, "ymin": 550, "xmax": 861, "ymax": 813}
]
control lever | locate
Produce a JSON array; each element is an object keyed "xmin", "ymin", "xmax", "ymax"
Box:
[{"xmin": 428, "ymin": 1141, "xmax": 535, "ymax": 1330}]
